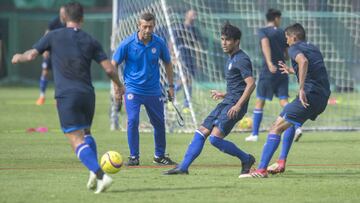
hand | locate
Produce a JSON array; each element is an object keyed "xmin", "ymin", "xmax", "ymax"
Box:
[
  {"xmin": 210, "ymin": 90, "xmax": 224, "ymax": 100},
  {"xmin": 168, "ymin": 87, "xmax": 174, "ymax": 101},
  {"xmin": 227, "ymin": 104, "xmax": 241, "ymax": 119},
  {"xmin": 42, "ymin": 51, "xmax": 49, "ymax": 59},
  {"xmin": 278, "ymin": 61, "xmax": 294, "ymax": 74},
  {"xmin": 114, "ymin": 84, "xmax": 125, "ymax": 104},
  {"xmin": 299, "ymin": 88, "xmax": 309, "ymax": 108},
  {"xmin": 11, "ymin": 54, "xmax": 21, "ymax": 64},
  {"xmin": 268, "ymin": 63, "xmax": 277, "ymax": 73}
]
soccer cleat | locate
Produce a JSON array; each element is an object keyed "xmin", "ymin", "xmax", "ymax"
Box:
[
  {"xmin": 240, "ymin": 154, "xmax": 256, "ymax": 174},
  {"xmin": 163, "ymin": 167, "xmax": 189, "ymax": 175},
  {"xmin": 153, "ymin": 155, "xmax": 177, "ymax": 165},
  {"xmin": 125, "ymin": 156, "xmax": 140, "ymax": 166},
  {"xmin": 267, "ymin": 159, "xmax": 286, "ymax": 174},
  {"xmin": 87, "ymin": 171, "xmax": 97, "ymax": 190},
  {"xmin": 245, "ymin": 135, "xmax": 258, "ymax": 142},
  {"xmin": 94, "ymin": 174, "xmax": 113, "ymax": 194},
  {"xmin": 239, "ymin": 169, "xmax": 268, "ymax": 178},
  {"xmin": 36, "ymin": 96, "xmax": 45, "ymax": 105},
  {"xmin": 294, "ymin": 128, "xmax": 303, "ymax": 142}
]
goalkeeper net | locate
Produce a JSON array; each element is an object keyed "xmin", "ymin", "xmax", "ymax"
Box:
[{"xmin": 112, "ymin": 0, "xmax": 360, "ymax": 132}]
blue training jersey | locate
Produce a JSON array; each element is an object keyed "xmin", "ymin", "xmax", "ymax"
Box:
[
  {"xmin": 223, "ymin": 49, "xmax": 253, "ymax": 103},
  {"xmin": 258, "ymin": 26, "xmax": 288, "ymax": 79},
  {"xmin": 33, "ymin": 27, "xmax": 108, "ymax": 97},
  {"xmin": 112, "ymin": 32, "xmax": 171, "ymax": 96},
  {"xmin": 288, "ymin": 41, "xmax": 331, "ymax": 97}
]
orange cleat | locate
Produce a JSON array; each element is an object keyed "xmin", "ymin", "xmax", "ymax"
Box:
[{"xmin": 36, "ymin": 96, "xmax": 45, "ymax": 105}]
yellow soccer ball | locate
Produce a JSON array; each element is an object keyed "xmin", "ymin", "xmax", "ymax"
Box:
[
  {"xmin": 238, "ymin": 117, "xmax": 253, "ymax": 130},
  {"xmin": 100, "ymin": 151, "xmax": 123, "ymax": 174}
]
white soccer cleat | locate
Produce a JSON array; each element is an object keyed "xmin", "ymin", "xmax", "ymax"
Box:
[
  {"xmin": 94, "ymin": 174, "xmax": 113, "ymax": 194},
  {"xmin": 294, "ymin": 128, "xmax": 303, "ymax": 142},
  {"xmin": 87, "ymin": 171, "xmax": 97, "ymax": 190},
  {"xmin": 245, "ymin": 135, "xmax": 258, "ymax": 142}
]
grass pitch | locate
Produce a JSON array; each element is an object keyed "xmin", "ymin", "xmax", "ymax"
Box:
[{"xmin": 0, "ymin": 87, "xmax": 360, "ymax": 203}]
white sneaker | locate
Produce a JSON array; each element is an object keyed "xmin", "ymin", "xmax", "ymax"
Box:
[
  {"xmin": 245, "ymin": 135, "xmax": 258, "ymax": 142},
  {"xmin": 87, "ymin": 171, "xmax": 97, "ymax": 190},
  {"xmin": 294, "ymin": 128, "xmax": 303, "ymax": 142},
  {"xmin": 94, "ymin": 174, "xmax": 113, "ymax": 194}
]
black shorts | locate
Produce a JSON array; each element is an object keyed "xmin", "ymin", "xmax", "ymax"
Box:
[
  {"xmin": 256, "ymin": 76, "xmax": 289, "ymax": 101},
  {"xmin": 56, "ymin": 92, "xmax": 95, "ymax": 133}
]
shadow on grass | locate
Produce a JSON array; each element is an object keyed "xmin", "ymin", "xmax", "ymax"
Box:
[{"xmin": 109, "ymin": 185, "xmax": 231, "ymax": 193}]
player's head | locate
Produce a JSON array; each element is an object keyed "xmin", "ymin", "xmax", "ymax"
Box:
[
  {"xmin": 185, "ymin": 9, "xmax": 197, "ymax": 25},
  {"xmin": 220, "ymin": 22, "xmax": 241, "ymax": 54},
  {"xmin": 266, "ymin": 8, "xmax": 282, "ymax": 27},
  {"xmin": 59, "ymin": 6, "xmax": 66, "ymax": 24},
  {"xmin": 285, "ymin": 23, "xmax": 306, "ymax": 46},
  {"xmin": 64, "ymin": 2, "xmax": 84, "ymax": 24},
  {"xmin": 138, "ymin": 12, "xmax": 156, "ymax": 41}
]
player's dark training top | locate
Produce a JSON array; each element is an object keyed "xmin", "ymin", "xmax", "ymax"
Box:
[
  {"xmin": 33, "ymin": 27, "xmax": 108, "ymax": 97},
  {"xmin": 223, "ymin": 49, "xmax": 253, "ymax": 103},
  {"xmin": 288, "ymin": 41, "xmax": 330, "ymax": 97},
  {"xmin": 258, "ymin": 26, "xmax": 287, "ymax": 78}
]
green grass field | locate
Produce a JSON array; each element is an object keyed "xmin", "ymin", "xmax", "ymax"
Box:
[{"xmin": 1, "ymin": 87, "xmax": 360, "ymax": 203}]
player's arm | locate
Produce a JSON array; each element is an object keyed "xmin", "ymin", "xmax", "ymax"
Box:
[
  {"xmin": 164, "ymin": 61, "xmax": 174, "ymax": 99},
  {"xmin": 12, "ymin": 49, "xmax": 39, "ymax": 64},
  {"xmin": 295, "ymin": 53, "xmax": 309, "ymax": 108},
  {"xmin": 260, "ymin": 37, "xmax": 276, "ymax": 73},
  {"xmin": 101, "ymin": 60, "xmax": 124, "ymax": 101},
  {"xmin": 227, "ymin": 76, "xmax": 255, "ymax": 119},
  {"xmin": 210, "ymin": 90, "xmax": 226, "ymax": 100}
]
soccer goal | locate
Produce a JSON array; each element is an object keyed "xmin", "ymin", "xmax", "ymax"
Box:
[{"xmin": 111, "ymin": 0, "xmax": 360, "ymax": 132}]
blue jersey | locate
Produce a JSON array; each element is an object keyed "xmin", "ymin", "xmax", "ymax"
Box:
[
  {"xmin": 112, "ymin": 32, "xmax": 171, "ymax": 96},
  {"xmin": 288, "ymin": 41, "xmax": 331, "ymax": 97},
  {"xmin": 258, "ymin": 26, "xmax": 287, "ymax": 78},
  {"xmin": 33, "ymin": 27, "xmax": 108, "ymax": 97},
  {"xmin": 223, "ymin": 49, "xmax": 253, "ymax": 103},
  {"xmin": 48, "ymin": 16, "xmax": 65, "ymax": 31}
]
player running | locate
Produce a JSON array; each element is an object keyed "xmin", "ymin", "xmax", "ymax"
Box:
[
  {"xmin": 240, "ymin": 23, "xmax": 331, "ymax": 178},
  {"xmin": 164, "ymin": 22, "xmax": 256, "ymax": 176},
  {"xmin": 12, "ymin": 2, "xmax": 124, "ymax": 193},
  {"xmin": 36, "ymin": 6, "xmax": 66, "ymax": 105}
]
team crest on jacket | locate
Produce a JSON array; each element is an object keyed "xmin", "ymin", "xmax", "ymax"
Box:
[
  {"xmin": 152, "ymin": 47, "xmax": 157, "ymax": 54},
  {"xmin": 127, "ymin": 93, "xmax": 134, "ymax": 100}
]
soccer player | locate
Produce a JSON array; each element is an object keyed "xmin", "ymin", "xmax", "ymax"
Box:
[
  {"xmin": 164, "ymin": 22, "xmax": 256, "ymax": 175},
  {"xmin": 111, "ymin": 12, "xmax": 177, "ymax": 166},
  {"xmin": 173, "ymin": 9, "xmax": 203, "ymax": 112},
  {"xmin": 245, "ymin": 9, "xmax": 303, "ymax": 142},
  {"xmin": 240, "ymin": 23, "xmax": 331, "ymax": 178},
  {"xmin": 12, "ymin": 2, "xmax": 124, "ymax": 193},
  {"xmin": 36, "ymin": 6, "xmax": 66, "ymax": 105}
]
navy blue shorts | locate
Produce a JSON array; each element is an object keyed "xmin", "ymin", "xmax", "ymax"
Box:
[
  {"xmin": 202, "ymin": 100, "xmax": 248, "ymax": 136},
  {"xmin": 41, "ymin": 57, "xmax": 52, "ymax": 70},
  {"xmin": 280, "ymin": 92, "xmax": 328, "ymax": 126},
  {"xmin": 56, "ymin": 92, "xmax": 95, "ymax": 133},
  {"xmin": 256, "ymin": 76, "xmax": 289, "ymax": 101}
]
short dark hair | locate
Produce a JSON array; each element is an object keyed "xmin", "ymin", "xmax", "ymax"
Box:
[
  {"xmin": 266, "ymin": 8, "xmax": 281, "ymax": 22},
  {"xmin": 140, "ymin": 12, "xmax": 156, "ymax": 22},
  {"xmin": 285, "ymin": 23, "xmax": 306, "ymax": 41},
  {"xmin": 64, "ymin": 2, "xmax": 84, "ymax": 23},
  {"xmin": 221, "ymin": 22, "xmax": 242, "ymax": 41}
]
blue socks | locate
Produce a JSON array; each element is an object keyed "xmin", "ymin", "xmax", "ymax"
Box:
[
  {"xmin": 258, "ymin": 134, "xmax": 281, "ymax": 170},
  {"xmin": 209, "ymin": 135, "xmax": 250, "ymax": 162},
  {"xmin": 179, "ymin": 130, "xmax": 205, "ymax": 171},
  {"xmin": 39, "ymin": 76, "xmax": 48, "ymax": 96},
  {"xmin": 252, "ymin": 108, "xmax": 263, "ymax": 136},
  {"xmin": 75, "ymin": 143, "xmax": 101, "ymax": 173},
  {"xmin": 279, "ymin": 126, "xmax": 295, "ymax": 160},
  {"xmin": 84, "ymin": 135, "xmax": 98, "ymax": 162}
]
